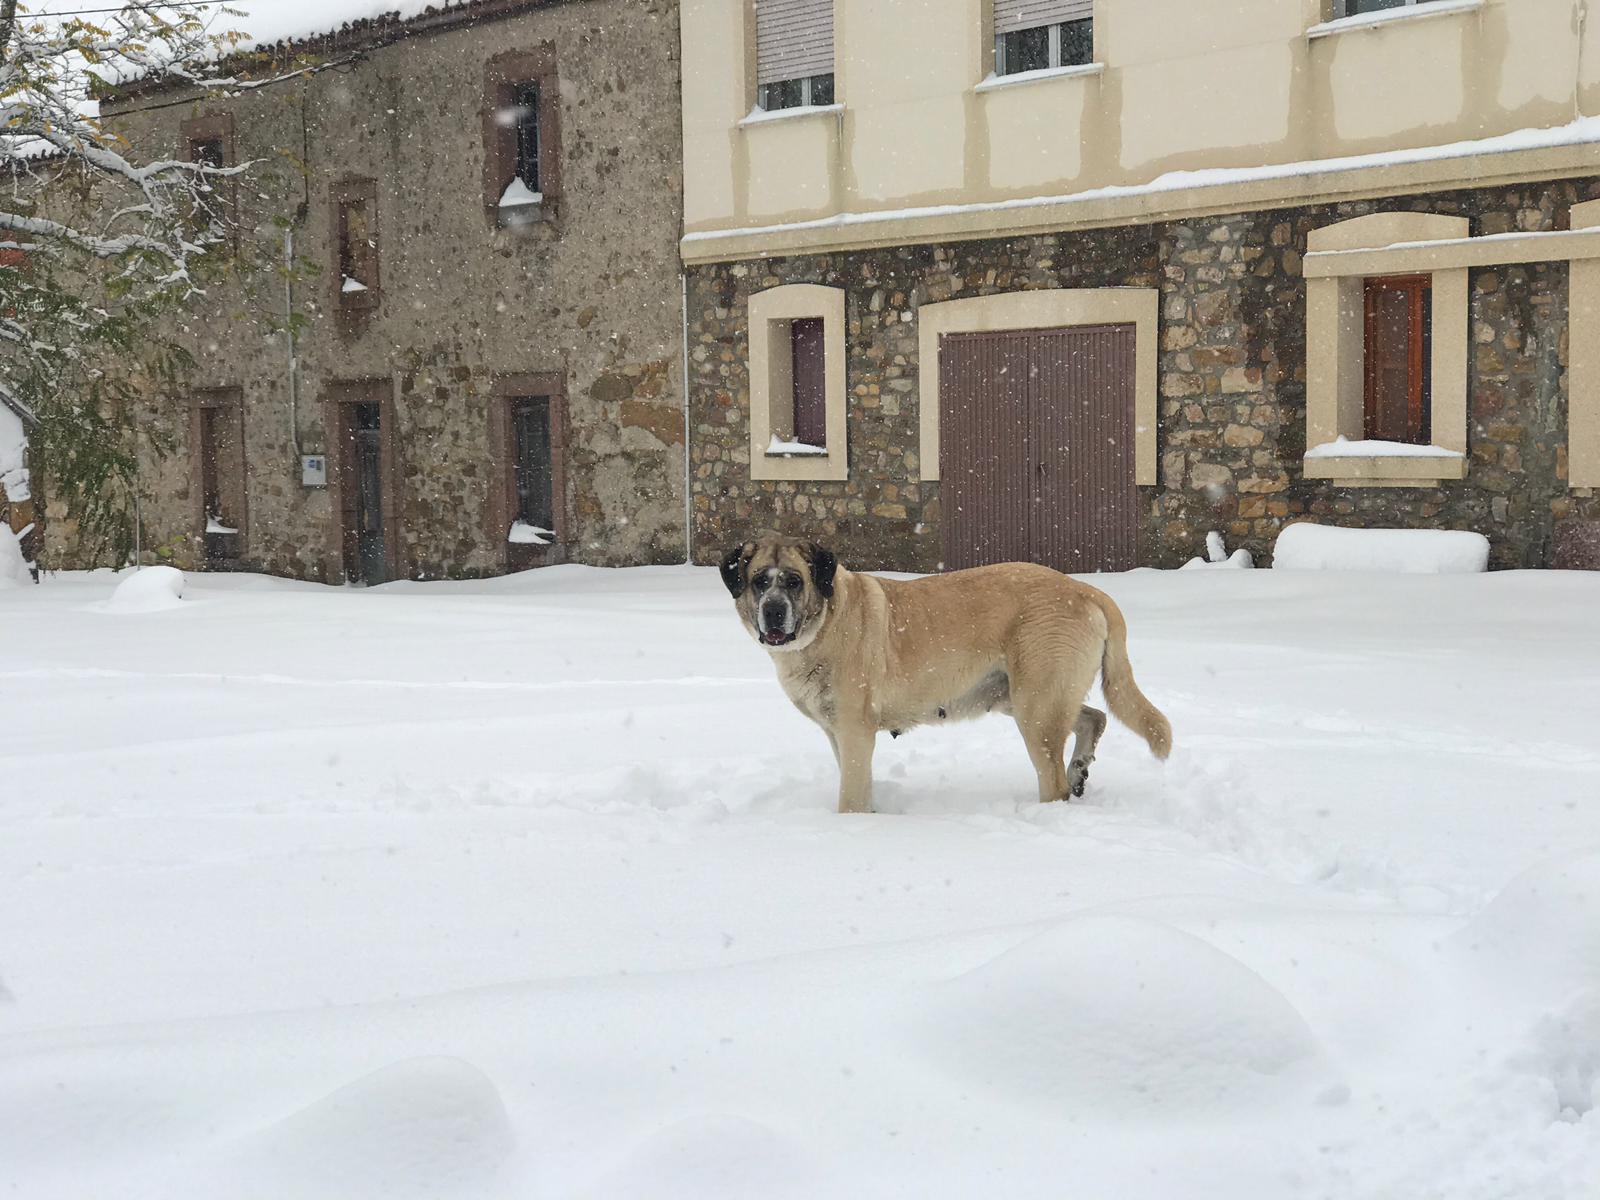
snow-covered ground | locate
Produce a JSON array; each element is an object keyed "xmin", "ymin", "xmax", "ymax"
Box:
[{"xmin": 1, "ymin": 564, "xmax": 1596, "ymax": 1199}]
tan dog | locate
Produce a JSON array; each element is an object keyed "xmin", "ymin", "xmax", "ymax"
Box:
[{"xmin": 721, "ymin": 535, "xmax": 1172, "ymax": 814}]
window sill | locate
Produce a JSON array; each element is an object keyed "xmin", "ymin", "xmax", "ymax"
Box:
[
  {"xmin": 973, "ymin": 62, "xmax": 1104, "ymax": 93},
  {"xmin": 1307, "ymin": 0, "xmax": 1484, "ymax": 41},
  {"xmin": 1303, "ymin": 450, "xmax": 1467, "ymax": 486},
  {"xmin": 740, "ymin": 103, "xmax": 844, "ymax": 128}
]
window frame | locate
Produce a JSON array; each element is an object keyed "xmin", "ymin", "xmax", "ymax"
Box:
[
  {"xmin": 758, "ymin": 73, "xmax": 835, "ymax": 112},
  {"xmin": 1302, "ymin": 212, "xmax": 1470, "ymax": 486},
  {"xmin": 1334, "ymin": 0, "xmax": 1443, "ymax": 18},
  {"xmin": 483, "ymin": 48, "xmax": 562, "ymax": 228},
  {"xmin": 330, "ymin": 176, "xmax": 380, "ymax": 323},
  {"xmin": 995, "ymin": 17, "xmax": 1094, "ymax": 77},
  {"xmin": 488, "ymin": 372, "xmax": 569, "ymax": 570}
]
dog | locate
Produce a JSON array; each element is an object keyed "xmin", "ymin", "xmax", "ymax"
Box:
[{"xmin": 721, "ymin": 535, "xmax": 1172, "ymax": 814}]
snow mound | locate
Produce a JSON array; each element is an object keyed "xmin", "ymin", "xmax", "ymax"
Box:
[
  {"xmin": 1454, "ymin": 850, "xmax": 1600, "ymax": 994},
  {"xmin": 223, "ymin": 1057, "xmax": 515, "ymax": 1200},
  {"xmin": 105, "ymin": 566, "xmax": 185, "ymax": 613},
  {"xmin": 1180, "ymin": 548, "xmax": 1254, "ymax": 570},
  {"xmin": 0, "ymin": 524, "xmax": 28, "ymax": 589},
  {"xmin": 584, "ymin": 1114, "xmax": 816, "ymax": 1200},
  {"xmin": 920, "ymin": 915, "xmax": 1324, "ymax": 1118},
  {"xmin": 1274, "ymin": 522, "xmax": 1490, "ymax": 573}
]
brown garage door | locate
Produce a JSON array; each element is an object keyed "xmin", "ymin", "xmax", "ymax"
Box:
[{"xmin": 940, "ymin": 323, "xmax": 1138, "ymax": 574}]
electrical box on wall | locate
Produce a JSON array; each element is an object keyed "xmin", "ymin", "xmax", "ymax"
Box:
[{"xmin": 301, "ymin": 454, "xmax": 327, "ymax": 487}]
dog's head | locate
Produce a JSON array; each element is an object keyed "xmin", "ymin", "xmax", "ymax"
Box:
[{"xmin": 720, "ymin": 535, "xmax": 838, "ymax": 652}]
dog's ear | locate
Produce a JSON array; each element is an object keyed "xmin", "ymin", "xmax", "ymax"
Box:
[
  {"xmin": 719, "ymin": 543, "xmax": 753, "ymax": 598},
  {"xmin": 807, "ymin": 543, "xmax": 838, "ymax": 598}
]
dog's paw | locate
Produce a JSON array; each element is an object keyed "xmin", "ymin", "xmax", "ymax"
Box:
[{"xmin": 1068, "ymin": 760, "xmax": 1091, "ymax": 798}]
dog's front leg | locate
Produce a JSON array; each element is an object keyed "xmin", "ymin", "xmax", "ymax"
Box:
[{"xmin": 831, "ymin": 721, "xmax": 877, "ymax": 814}]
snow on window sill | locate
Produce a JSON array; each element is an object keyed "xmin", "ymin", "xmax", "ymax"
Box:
[
  {"xmin": 740, "ymin": 103, "xmax": 844, "ymax": 128},
  {"xmin": 1307, "ymin": 0, "xmax": 1484, "ymax": 41},
  {"xmin": 974, "ymin": 63, "xmax": 1104, "ymax": 93},
  {"xmin": 766, "ymin": 435, "xmax": 829, "ymax": 457},
  {"xmin": 1305, "ymin": 437, "xmax": 1464, "ymax": 460},
  {"xmin": 508, "ymin": 522, "xmax": 554, "ymax": 546}
]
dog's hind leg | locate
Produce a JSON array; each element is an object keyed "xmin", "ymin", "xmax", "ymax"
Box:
[
  {"xmin": 1011, "ymin": 642, "xmax": 1100, "ymax": 804},
  {"xmin": 1067, "ymin": 705, "xmax": 1108, "ymax": 798}
]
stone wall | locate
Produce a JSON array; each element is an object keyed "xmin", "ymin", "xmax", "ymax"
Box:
[
  {"xmin": 687, "ymin": 177, "xmax": 1600, "ymax": 572},
  {"xmin": 46, "ymin": 0, "xmax": 686, "ymax": 579}
]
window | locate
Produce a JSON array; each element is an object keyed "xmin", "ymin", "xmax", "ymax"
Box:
[
  {"xmin": 331, "ymin": 177, "xmax": 379, "ymax": 316},
  {"xmin": 1336, "ymin": 0, "xmax": 1446, "ymax": 16},
  {"xmin": 491, "ymin": 374, "xmax": 567, "ymax": 568},
  {"xmin": 994, "ymin": 1, "xmax": 1094, "ymax": 76},
  {"xmin": 755, "ymin": 0, "xmax": 835, "ymax": 111},
  {"xmin": 1302, "ymin": 212, "xmax": 1469, "ymax": 485},
  {"xmin": 193, "ymin": 391, "xmax": 245, "ymax": 566},
  {"xmin": 748, "ymin": 284, "xmax": 847, "ymax": 482},
  {"xmin": 510, "ymin": 397, "xmax": 555, "ymax": 539},
  {"xmin": 484, "ymin": 50, "xmax": 560, "ymax": 226},
  {"xmin": 180, "ymin": 113, "xmax": 236, "ymax": 244},
  {"xmin": 1363, "ymin": 276, "xmax": 1431, "ymax": 444},
  {"xmin": 789, "ymin": 317, "xmax": 827, "ymax": 448}
]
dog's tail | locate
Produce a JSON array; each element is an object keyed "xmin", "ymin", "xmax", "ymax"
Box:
[{"xmin": 1088, "ymin": 589, "xmax": 1172, "ymax": 760}]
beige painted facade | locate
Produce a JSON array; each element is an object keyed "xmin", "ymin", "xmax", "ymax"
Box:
[{"xmin": 682, "ymin": 0, "xmax": 1600, "ymax": 261}]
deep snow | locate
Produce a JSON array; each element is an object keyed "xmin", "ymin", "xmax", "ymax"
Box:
[{"xmin": 0, "ymin": 564, "xmax": 1596, "ymax": 1198}]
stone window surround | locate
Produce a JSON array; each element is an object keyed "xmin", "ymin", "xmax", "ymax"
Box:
[
  {"xmin": 747, "ymin": 284, "xmax": 848, "ymax": 482},
  {"xmin": 486, "ymin": 371, "xmax": 569, "ymax": 568},
  {"xmin": 1303, "ymin": 212, "xmax": 1469, "ymax": 487},
  {"xmin": 1304, "ymin": 206, "xmax": 1600, "ymax": 488},
  {"xmin": 482, "ymin": 46, "xmax": 562, "ymax": 227},
  {"xmin": 916, "ymin": 288, "xmax": 1159, "ymax": 485}
]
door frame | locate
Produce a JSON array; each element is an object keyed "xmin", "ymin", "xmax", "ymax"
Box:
[
  {"xmin": 324, "ymin": 378, "xmax": 404, "ymax": 584},
  {"xmin": 916, "ymin": 288, "xmax": 1159, "ymax": 486}
]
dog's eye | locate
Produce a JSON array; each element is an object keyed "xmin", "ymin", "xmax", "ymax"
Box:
[{"xmin": 784, "ymin": 574, "xmax": 802, "ymax": 592}]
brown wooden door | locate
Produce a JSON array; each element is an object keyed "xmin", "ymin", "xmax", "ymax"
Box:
[
  {"xmin": 940, "ymin": 323, "xmax": 1138, "ymax": 574},
  {"xmin": 939, "ymin": 329, "xmax": 1033, "ymax": 569}
]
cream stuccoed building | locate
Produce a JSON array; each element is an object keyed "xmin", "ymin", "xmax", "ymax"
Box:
[{"xmin": 680, "ymin": 0, "xmax": 1600, "ymax": 571}]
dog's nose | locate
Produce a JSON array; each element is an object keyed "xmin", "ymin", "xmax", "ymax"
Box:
[{"xmin": 761, "ymin": 600, "xmax": 787, "ymax": 629}]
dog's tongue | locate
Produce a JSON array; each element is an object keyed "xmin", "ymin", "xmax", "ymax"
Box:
[{"xmin": 762, "ymin": 630, "xmax": 792, "ymax": 646}]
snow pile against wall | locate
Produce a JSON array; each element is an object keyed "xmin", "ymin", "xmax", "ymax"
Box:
[
  {"xmin": 104, "ymin": 566, "xmax": 185, "ymax": 613},
  {"xmin": 1274, "ymin": 523, "xmax": 1490, "ymax": 574},
  {"xmin": 0, "ymin": 525, "xmax": 28, "ymax": 590},
  {"xmin": 0, "ymin": 404, "xmax": 27, "ymax": 505}
]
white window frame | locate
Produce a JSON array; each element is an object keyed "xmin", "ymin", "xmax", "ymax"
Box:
[
  {"xmin": 994, "ymin": 19, "xmax": 1093, "ymax": 77},
  {"xmin": 1334, "ymin": 0, "xmax": 1441, "ymax": 17}
]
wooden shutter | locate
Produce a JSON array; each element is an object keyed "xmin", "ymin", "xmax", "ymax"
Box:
[
  {"xmin": 1363, "ymin": 276, "xmax": 1430, "ymax": 443},
  {"xmin": 756, "ymin": 0, "xmax": 834, "ymax": 87},
  {"xmin": 790, "ymin": 318, "xmax": 827, "ymax": 448},
  {"xmin": 994, "ymin": 0, "xmax": 1093, "ymax": 33}
]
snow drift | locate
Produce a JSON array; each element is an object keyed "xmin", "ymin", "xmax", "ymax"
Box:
[{"xmin": 1273, "ymin": 522, "xmax": 1490, "ymax": 573}]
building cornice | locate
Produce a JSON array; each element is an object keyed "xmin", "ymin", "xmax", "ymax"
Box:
[{"xmin": 680, "ymin": 133, "xmax": 1600, "ymax": 265}]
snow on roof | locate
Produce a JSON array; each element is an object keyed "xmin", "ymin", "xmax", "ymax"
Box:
[{"xmin": 28, "ymin": 1, "xmax": 479, "ymax": 53}]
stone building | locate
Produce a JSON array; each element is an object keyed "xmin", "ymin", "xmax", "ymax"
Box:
[
  {"xmin": 680, "ymin": 0, "xmax": 1600, "ymax": 571},
  {"xmin": 68, "ymin": 0, "xmax": 685, "ymax": 581}
]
